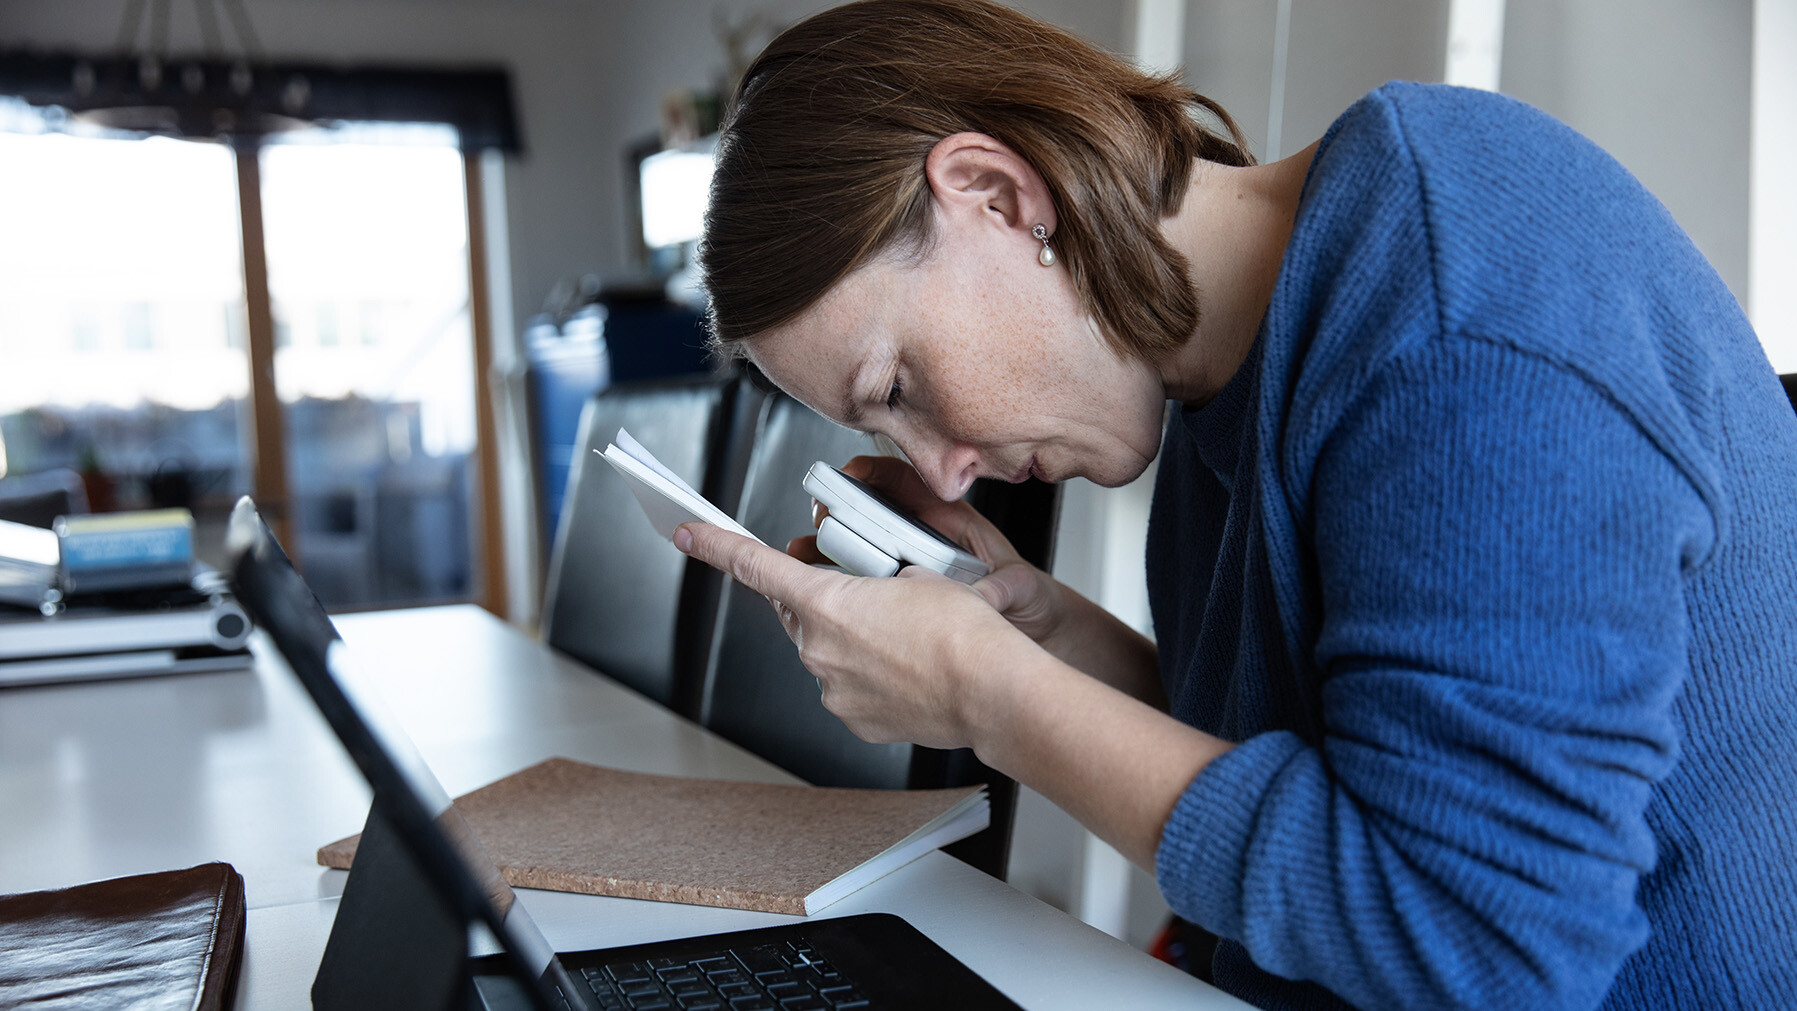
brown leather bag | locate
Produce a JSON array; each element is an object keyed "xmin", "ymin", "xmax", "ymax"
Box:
[{"xmin": 0, "ymin": 862, "xmax": 246, "ymax": 1010}]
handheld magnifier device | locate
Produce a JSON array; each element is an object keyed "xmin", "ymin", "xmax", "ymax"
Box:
[{"xmin": 802, "ymin": 462, "xmax": 990, "ymax": 584}]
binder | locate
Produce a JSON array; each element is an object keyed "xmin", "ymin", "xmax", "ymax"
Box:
[{"xmin": 0, "ymin": 862, "xmax": 246, "ymax": 1010}]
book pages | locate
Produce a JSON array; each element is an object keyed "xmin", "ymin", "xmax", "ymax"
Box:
[{"xmin": 599, "ymin": 428, "xmax": 761, "ymax": 544}]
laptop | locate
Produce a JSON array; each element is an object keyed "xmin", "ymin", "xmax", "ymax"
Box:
[
  {"xmin": 224, "ymin": 498, "xmax": 1022, "ymax": 1011},
  {"xmin": 0, "ymin": 570, "xmax": 253, "ymax": 687}
]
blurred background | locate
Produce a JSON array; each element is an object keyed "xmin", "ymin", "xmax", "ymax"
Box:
[{"xmin": 0, "ymin": 0, "xmax": 1789, "ymax": 955}]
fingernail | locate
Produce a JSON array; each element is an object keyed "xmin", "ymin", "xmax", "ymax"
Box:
[{"xmin": 673, "ymin": 526, "xmax": 693, "ymax": 552}]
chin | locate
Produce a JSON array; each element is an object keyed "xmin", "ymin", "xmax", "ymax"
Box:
[{"xmin": 1074, "ymin": 448, "xmax": 1159, "ymax": 489}]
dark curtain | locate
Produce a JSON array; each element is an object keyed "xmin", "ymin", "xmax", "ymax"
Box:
[{"xmin": 0, "ymin": 49, "xmax": 522, "ymax": 152}]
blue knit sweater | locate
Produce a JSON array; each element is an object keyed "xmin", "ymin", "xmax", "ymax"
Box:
[{"xmin": 1147, "ymin": 82, "xmax": 1797, "ymax": 1010}]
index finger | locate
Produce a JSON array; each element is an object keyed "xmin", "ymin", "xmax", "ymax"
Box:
[{"xmin": 675, "ymin": 522, "xmax": 829, "ymax": 602}]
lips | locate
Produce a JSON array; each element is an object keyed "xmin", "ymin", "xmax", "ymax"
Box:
[{"xmin": 1007, "ymin": 455, "xmax": 1044, "ymax": 484}]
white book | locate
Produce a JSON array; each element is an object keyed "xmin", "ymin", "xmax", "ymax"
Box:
[{"xmin": 597, "ymin": 429, "xmax": 763, "ymax": 545}]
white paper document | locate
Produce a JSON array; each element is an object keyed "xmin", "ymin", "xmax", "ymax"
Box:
[{"xmin": 598, "ymin": 429, "xmax": 762, "ymax": 544}]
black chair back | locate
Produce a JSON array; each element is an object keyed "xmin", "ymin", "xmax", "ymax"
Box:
[
  {"xmin": 699, "ymin": 394, "xmax": 1050, "ymax": 878},
  {"xmin": 0, "ymin": 468, "xmax": 88, "ymax": 529},
  {"xmin": 541, "ymin": 373, "xmax": 762, "ymax": 717},
  {"xmin": 699, "ymin": 394, "xmax": 906, "ymax": 783}
]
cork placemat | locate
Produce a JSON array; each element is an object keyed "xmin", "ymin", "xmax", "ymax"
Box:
[{"xmin": 318, "ymin": 757, "xmax": 981, "ymax": 915}]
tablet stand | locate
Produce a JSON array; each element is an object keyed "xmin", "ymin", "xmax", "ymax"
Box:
[{"xmin": 313, "ymin": 799, "xmax": 476, "ymax": 1010}]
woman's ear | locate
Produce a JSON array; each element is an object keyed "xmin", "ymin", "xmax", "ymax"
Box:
[{"xmin": 924, "ymin": 132, "xmax": 1057, "ymax": 241}]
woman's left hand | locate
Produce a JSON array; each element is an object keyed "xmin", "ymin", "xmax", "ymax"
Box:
[{"xmin": 673, "ymin": 520, "xmax": 1027, "ymax": 750}]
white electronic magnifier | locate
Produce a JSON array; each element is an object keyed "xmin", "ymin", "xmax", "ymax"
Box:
[{"xmin": 802, "ymin": 463, "xmax": 990, "ymax": 584}]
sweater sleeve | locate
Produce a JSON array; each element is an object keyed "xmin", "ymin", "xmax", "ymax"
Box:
[{"xmin": 1155, "ymin": 335, "xmax": 1716, "ymax": 1010}]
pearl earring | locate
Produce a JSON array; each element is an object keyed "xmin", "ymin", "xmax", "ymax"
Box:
[{"xmin": 1032, "ymin": 224, "xmax": 1056, "ymax": 267}]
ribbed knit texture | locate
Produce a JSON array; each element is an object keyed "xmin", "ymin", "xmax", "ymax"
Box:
[{"xmin": 1147, "ymin": 82, "xmax": 1797, "ymax": 1010}]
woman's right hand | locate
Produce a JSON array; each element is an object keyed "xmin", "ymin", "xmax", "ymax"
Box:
[{"xmin": 787, "ymin": 455, "xmax": 1070, "ymax": 648}]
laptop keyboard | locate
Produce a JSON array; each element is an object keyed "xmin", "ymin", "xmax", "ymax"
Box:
[{"xmin": 578, "ymin": 940, "xmax": 871, "ymax": 1010}]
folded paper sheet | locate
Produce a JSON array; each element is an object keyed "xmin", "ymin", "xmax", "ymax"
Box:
[
  {"xmin": 319, "ymin": 757, "xmax": 988, "ymax": 916},
  {"xmin": 599, "ymin": 428, "xmax": 762, "ymax": 544}
]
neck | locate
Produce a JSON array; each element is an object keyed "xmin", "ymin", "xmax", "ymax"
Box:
[{"xmin": 1156, "ymin": 141, "xmax": 1318, "ymax": 405}]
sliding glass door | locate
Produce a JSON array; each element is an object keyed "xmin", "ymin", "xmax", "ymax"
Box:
[{"xmin": 0, "ymin": 116, "xmax": 493, "ymax": 611}]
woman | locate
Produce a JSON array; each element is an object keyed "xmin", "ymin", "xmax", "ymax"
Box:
[{"xmin": 675, "ymin": 1, "xmax": 1797, "ymax": 1007}]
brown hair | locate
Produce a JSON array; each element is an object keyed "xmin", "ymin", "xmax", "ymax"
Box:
[{"xmin": 699, "ymin": 0, "xmax": 1254, "ymax": 361}]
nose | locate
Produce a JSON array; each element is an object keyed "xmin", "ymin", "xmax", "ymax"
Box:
[{"xmin": 911, "ymin": 439, "xmax": 980, "ymax": 501}]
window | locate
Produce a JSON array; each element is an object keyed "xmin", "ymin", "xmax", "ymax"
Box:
[
  {"xmin": 0, "ymin": 114, "xmax": 496, "ymax": 611},
  {"xmin": 0, "ymin": 127, "xmax": 253, "ymax": 533},
  {"xmin": 260, "ymin": 125, "xmax": 482, "ymax": 606}
]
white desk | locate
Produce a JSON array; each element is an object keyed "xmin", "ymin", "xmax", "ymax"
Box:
[{"xmin": 0, "ymin": 604, "xmax": 1248, "ymax": 1009}]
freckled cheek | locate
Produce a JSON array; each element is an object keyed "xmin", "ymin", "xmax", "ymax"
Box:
[{"xmin": 924, "ymin": 370, "xmax": 1035, "ymax": 447}]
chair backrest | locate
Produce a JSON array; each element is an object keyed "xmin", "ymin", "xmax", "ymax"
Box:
[
  {"xmin": 0, "ymin": 468, "xmax": 89, "ymax": 529},
  {"xmin": 699, "ymin": 394, "xmax": 1051, "ymax": 877},
  {"xmin": 541, "ymin": 372, "xmax": 761, "ymax": 717},
  {"xmin": 698, "ymin": 394, "xmax": 904, "ymax": 783}
]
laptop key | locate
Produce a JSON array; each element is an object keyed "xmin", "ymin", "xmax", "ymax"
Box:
[
  {"xmin": 716, "ymin": 983, "xmax": 757, "ymax": 1000},
  {"xmin": 734, "ymin": 946, "xmax": 789, "ymax": 976},
  {"xmin": 609, "ymin": 962, "xmax": 656, "ymax": 985},
  {"xmin": 706, "ymin": 969, "xmax": 749, "ymax": 987},
  {"xmin": 753, "ymin": 971, "xmax": 793, "ymax": 988},
  {"xmin": 778, "ymin": 998, "xmax": 826, "ymax": 1011},
  {"xmin": 727, "ymin": 998, "xmax": 774, "ymax": 1011},
  {"xmin": 585, "ymin": 978, "xmax": 627, "ymax": 1009},
  {"xmin": 676, "ymin": 995, "xmax": 723, "ymax": 1011},
  {"xmin": 821, "ymin": 988, "xmax": 868, "ymax": 1010}
]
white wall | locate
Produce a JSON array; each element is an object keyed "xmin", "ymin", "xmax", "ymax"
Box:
[
  {"xmin": 1185, "ymin": 0, "xmax": 1448, "ymax": 162},
  {"xmin": 1183, "ymin": 0, "xmax": 1280, "ymax": 159},
  {"xmin": 1280, "ymin": 0, "xmax": 1448, "ymax": 154},
  {"xmin": 1179, "ymin": 0, "xmax": 1755, "ymax": 305},
  {"xmin": 1751, "ymin": 0, "xmax": 1797, "ymax": 368},
  {"xmin": 1502, "ymin": 0, "xmax": 1753, "ymax": 304}
]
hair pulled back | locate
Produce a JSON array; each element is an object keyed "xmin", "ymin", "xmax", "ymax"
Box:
[{"xmin": 699, "ymin": 0, "xmax": 1253, "ymax": 360}]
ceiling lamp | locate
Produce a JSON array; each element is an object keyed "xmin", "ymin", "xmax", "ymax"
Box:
[{"xmin": 67, "ymin": 0, "xmax": 314, "ymax": 142}]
